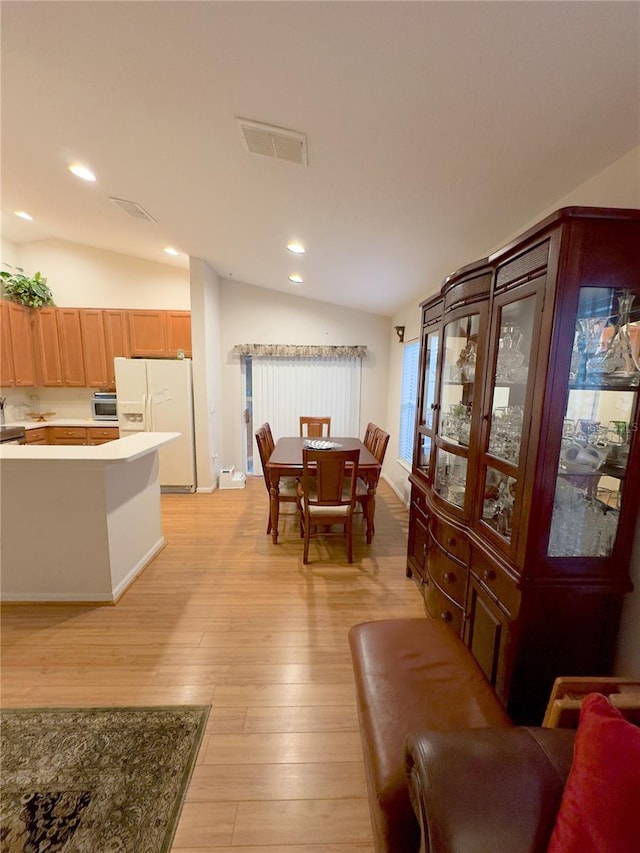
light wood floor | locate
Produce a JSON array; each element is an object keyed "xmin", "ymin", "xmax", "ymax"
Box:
[{"xmin": 0, "ymin": 476, "xmax": 425, "ymax": 852}]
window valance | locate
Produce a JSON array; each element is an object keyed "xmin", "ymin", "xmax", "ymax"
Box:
[{"xmin": 233, "ymin": 344, "xmax": 367, "ymax": 358}]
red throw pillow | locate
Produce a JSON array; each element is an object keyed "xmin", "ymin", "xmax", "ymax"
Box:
[{"xmin": 547, "ymin": 692, "xmax": 640, "ymax": 853}]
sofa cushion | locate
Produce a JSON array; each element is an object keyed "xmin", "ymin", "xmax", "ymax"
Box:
[{"xmin": 547, "ymin": 692, "xmax": 640, "ymax": 853}]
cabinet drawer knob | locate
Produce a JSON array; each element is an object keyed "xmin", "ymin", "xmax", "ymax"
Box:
[
  {"xmin": 483, "ymin": 569, "xmax": 496, "ymax": 582},
  {"xmin": 446, "ymin": 536, "xmax": 457, "ymax": 546},
  {"xmin": 443, "ymin": 571, "xmax": 455, "ymax": 584},
  {"xmin": 440, "ymin": 611, "xmax": 452, "ymax": 623}
]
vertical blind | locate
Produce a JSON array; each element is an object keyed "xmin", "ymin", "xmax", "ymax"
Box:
[
  {"xmin": 252, "ymin": 356, "xmax": 362, "ymax": 475},
  {"xmin": 398, "ymin": 340, "xmax": 420, "ymax": 465}
]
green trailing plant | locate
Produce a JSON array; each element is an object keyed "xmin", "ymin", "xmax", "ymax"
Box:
[{"xmin": 0, "ymin": 263, "xmax": 55, "ymax": 308}]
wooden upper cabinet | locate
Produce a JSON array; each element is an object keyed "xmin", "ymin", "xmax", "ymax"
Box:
[
  {"xmin": 103, "ymin": 310, "xmax": 130, "ymax": 387},
  {"xmin": 166, "ymin": 310, "xmax": 192, "ymax": 357},
  {"xmin": 4, "ymin": 302, "xmax": 36, "ymax": 387},
  {"xmin": 33, "ymin": 307, "xmax": 64, "ymax": 386},
  {"xmin": 56, "ymin": 309, "xmax": 85, "ymax": 387},
  {"xmin": 0, "ymin": 301, "xmax": 16, "ymax": 386},
  {"xmin": 79, "ymin": 309, "xmax": 109, "ymax": 387},
  {"xmin": 128, "ymin": 310, "xmax": 167, "ymax": 357}
]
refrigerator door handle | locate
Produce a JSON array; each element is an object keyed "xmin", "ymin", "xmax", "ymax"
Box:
[{"xmin": 144, "ymin": 391, "xmax": 153, "ymax": 431}]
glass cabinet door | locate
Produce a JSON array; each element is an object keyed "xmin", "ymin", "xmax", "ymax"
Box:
[
  {"xmin": 433, "ymin": 313, "xmax": 480, "ymax": 509},
  {"xmin": 548, "ymin": 287, "xmax": 640, "ymax": 557},
  {"xmin": 415, "ymin": 327, "xmax": 440, "ymax": 478},
  {"xmin": 479, "ymin": 292, "xmax": 537, "ymax": 543}
]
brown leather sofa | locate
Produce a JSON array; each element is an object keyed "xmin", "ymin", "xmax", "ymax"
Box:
[
  {"xmin": 405, "ymin": 726, "xmax": 576, "ymax": 853},
  {"xmin": 348, "ymin": 618, "xmax": 513, "ymax": 853}
]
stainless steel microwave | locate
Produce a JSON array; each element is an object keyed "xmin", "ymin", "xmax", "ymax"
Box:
[{"xmin": 91, "ymin": 393, "xmax": 118, "ymax": 421}]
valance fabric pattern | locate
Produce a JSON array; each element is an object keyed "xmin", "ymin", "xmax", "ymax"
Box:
[{"xmin": 233, "ymin": 344, "xmax": 367, "ymax": 358}]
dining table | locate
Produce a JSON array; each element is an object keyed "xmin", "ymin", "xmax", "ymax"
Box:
[{"xmin": 265, "ymin": 436, "xmax": 381, "ymax": 545}]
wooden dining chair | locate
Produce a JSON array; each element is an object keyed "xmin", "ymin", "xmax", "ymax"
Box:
[
  {"xmin": 255, "ymin": 423, "xmax": 302, "ymax": 536},
  {"xmin": 300, "ymin": 447, "xmax": 360, "ymax": 564},
  {"xmin": 357, "ymin": 427, "xmax": 390, "ymax": 539},
  {"xmin": 363, "ymin": 422, "xmax": 377, "ymax": 451},
  {"xmin": 299, "ymin": 416, "xmax": 331, "ymax": 438}
]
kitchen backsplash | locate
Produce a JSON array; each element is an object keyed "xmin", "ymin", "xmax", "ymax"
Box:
[{"xmin": 0, "ymin": 388, "xmax": 96, "ymax": 422}]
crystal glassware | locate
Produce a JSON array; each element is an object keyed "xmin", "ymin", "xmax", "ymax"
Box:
[{"xmin": 586, "ymin": 291, "xmax": 640, "ymax": 386}]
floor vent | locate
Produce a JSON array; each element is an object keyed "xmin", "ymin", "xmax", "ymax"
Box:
[
  {"xmin": 109, "ymin": 197, "xmax": 157, "ymax": 223},
  {"xmin": 237, "ymin": 118, "xmax": 308, "ymax": 166}
]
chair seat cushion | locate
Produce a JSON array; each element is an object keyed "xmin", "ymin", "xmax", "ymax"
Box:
[{"xmin": 309, "ymin": 503, "xmax": 350, "ymax": 517}]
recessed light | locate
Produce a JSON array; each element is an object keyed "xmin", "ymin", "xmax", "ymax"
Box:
[
  {"xmin": 289, "ymin": 274, "xmax": 303, "ymax": 284},
  {"xmin": 68, "ymin": 163, "xmax": 96, "ymax": 182},
  {"xmin": 287, "ymin": 242, "xmax": 306, "ymax": 255},
  {"xmin": 14, "ymin": 210, "xmax": 33, "ymax": 221},
  {"xmin": 163, "ymin": 247, "xmax": 179, "ymax": 256}
]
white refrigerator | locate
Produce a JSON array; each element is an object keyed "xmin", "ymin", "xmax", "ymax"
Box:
[{"xmin": 114, "ymin": 357, "xmax": 196, "ymax": 492}]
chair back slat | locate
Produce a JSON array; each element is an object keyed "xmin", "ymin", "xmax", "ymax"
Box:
[
  {"xmin": 371, "ymin": 428, "xmax": 390, "ymax": 465},
  {"xmin": 363, "ymin": 422, "xmax": 377, "ymax": 451},
  {"xmin": 300, "ymin": 416, "xmax": 331, "ymax": 437},
  {"xmin": 255, "ymin": 423, "xmax": 274, "ymax": 491}
]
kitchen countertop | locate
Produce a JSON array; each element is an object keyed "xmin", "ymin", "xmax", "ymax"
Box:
[
  {"xmin": 4, "ymin": 418, "xmax": 120, "ymax": 430},
  {"xmin": 0, "ymin": 431, "xmax": 179, "ymax": 462}
]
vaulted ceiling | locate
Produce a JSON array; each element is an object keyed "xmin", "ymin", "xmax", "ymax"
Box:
[{"xmin": 2, "ymin": 1, "xmax": 638, "ymax": 316}]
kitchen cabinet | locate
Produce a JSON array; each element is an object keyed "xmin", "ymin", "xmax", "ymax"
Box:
[
  {"xmin": 25, "ymin": 427, "xmax": 49, "ymax": 445},
  {"xmin": 87, "ymin": 426, "xmax": 119, "ymax": 445},
  {"xmin": 80, "ymin": 310, "xmax": 109, "ymax": 387},
  {"xmin": 103, "ymin": 310, "xmax": 130, "ymax": 387},
  {"xmin": 0, "ymin": 301, "xmax": 15, "ymax": 386},
  {"xmin": 1, "ymin": 300, "xmax": 37, "ymax": 388},
  {"xmin": 50, "ymin": 426, "xmax": 87, "ymax": 445},
  {"xmin": 128, "ymin": 310, "xmax": 167, "ymax": 357},
  {"xmin": 57, "ymin": 309, "xmax": 86, "ymax": 387},
  {"xmin": 1, "ymin": 301, "xmax": 192, "ymax": 390},
  {"xmin": 407, "ymin": 207, "xmax": 640, "ymax": 725},
  {"xmin": 128, "ymin": 309, "xmax": 191, "ymax": 358},
  {"xmin": 32, "ymin": 308, "xmax": 64, "ymax": 387},
  {"xmin": 25, "ymin": 425, "xmax": 119, "ymax": 446},
  {"xmin": 166, "ymin": 310, "xmax": 192, "ymax": 357}
]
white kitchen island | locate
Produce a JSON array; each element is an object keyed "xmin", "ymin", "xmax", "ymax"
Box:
[{"xmin": 0, "ymin": 432, "xmax": 179, "ymax": 602}]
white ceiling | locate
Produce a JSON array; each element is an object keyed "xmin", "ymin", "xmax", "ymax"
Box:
[{"xmin": 1, "ymin": 1, "xmax": 639, "ymax": 317}]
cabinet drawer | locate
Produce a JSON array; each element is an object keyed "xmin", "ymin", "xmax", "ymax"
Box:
[
  {"xmin": 412, "ymin": 485, "xmax": 428, "ymax": 517},
  {"xmin": 427, "ymin": 537, "xmax": 467, "ymax": 607},
  {"xmin": 26, "ymin": 427, "xmax": 49, "ymax": 444},
  {"xmin": 430, "ymin": 516, "xmax": 470, "ymax": 564},
  {"xmin": 88, "ymin": 427, "xmax": 119, "ymax": 440},
  {"xmin": 470, "ymin": 550, "xmax": 521, "ymax": 618},
  {"xmin": 51, "ymin": 427, "xmax": 88, "ymax": 442},
  {"xmin": 424, "ymin": 576, "xmax": 464, "ymax": 636}
]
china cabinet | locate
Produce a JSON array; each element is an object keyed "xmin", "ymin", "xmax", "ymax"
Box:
[{"xmin": 407, "ymin": 207, "xmax": 640, "ymax": 724}]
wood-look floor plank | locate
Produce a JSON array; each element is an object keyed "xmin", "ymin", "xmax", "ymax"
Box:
[
  {"xmin": 231, "ymin": 798, "xmax": 373, "ymax": 846},
  {"xmin": 0, "ymin": 477, "xmax": 425, "ymax": 851}
]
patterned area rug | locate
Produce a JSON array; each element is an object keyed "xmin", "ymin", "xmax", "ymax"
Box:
[{"xmin": 0, "ymin": 705, "xmax": 210, "ymax": 853}]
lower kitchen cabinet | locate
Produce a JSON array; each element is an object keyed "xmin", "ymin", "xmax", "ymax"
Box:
[
  {"xmin": 50, "ymin": 426, "xmax": 87, "ymax": 445},
  {"xmin": 25, "ymin": 427, "xmax": 49, "ymax": 445},
  {"xmin": 87, "ymin": 427, "xmax": 119, "ymax": 445}
]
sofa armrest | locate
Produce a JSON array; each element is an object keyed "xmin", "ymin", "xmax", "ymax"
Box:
[{"xmin": 405, "ymin": 727, "xmax": 576, "ymax": 853}]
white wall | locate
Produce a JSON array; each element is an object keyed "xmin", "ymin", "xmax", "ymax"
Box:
[
  {"xmin": 14, "ymin": 238, "xmax": 189, "ymax": 309},
  {"xmin": 387, "ymin": 144, "xmax": 640, "ymax": 676},
  {"xmin": 218, "ymin": 279, "xmax": 390, "ymax": 473},
  {"xmin": 189, "ymin": 257, "xmax": 222, "ymax": 492}
]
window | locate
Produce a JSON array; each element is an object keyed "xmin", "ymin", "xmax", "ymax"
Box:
[
  {"xmin": 399, "ymin": 340, "xmax": 420, "ymax": 466},
  {"xmin": 249, "ymin": 355, "xmax": 362, "ymax": 475}
]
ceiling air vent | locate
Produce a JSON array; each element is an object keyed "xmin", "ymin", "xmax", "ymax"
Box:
[
  {"xmin": 237, "ymin": 118, "xmax": 308, "ymax": 166},
  {"xmin": 109, "ymin": 196, "xmax": 157, "ymax": 223}
]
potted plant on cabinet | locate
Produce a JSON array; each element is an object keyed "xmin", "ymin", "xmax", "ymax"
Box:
[{"xmin": 0, "ymin": 263, "xmax": 55, "ymax": 307}]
